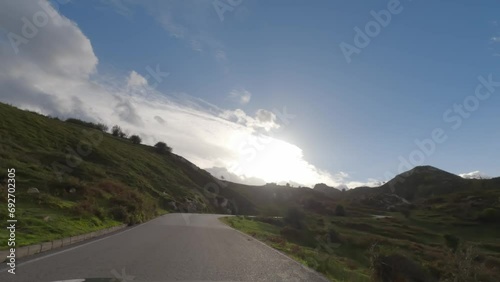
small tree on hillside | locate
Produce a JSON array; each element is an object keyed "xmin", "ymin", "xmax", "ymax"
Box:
[
  {"xmin": 129, "ymin": 135, "xmax": 142, "ymax": 144},
  {"xmin": 154, "ymin": 141, "xmax": 172, "ymax": 154},
  {"xmin": 96, "ymin": 123, "xmax": 108, "ymax": 132},
  {"xmin": 111, "ymin": 125, "xmax": 122, "ymax": 137}
]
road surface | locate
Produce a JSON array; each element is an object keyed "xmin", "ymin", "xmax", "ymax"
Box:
[{"xmin": 0, "ymin": 213, "xmax": 328, "ymax": 282}]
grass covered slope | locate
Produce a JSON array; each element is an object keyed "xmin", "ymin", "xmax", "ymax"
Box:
[
  {"xmin": 0, "ymin": 102, "xmax": 225, "ymax": 248},
  {"xmin": 221, "ymin": 168, "xmax": 500, "ymax": 281},
  {"xmin": 223, "ymin": 207, "xmax": 500, "ymax": 282}
]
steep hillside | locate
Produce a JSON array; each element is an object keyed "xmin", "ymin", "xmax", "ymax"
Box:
[
  {"xmin": 224, "ymin": 169, "xmax": 500, "ymax": 282},
  {"xmin": 0, "ymin": 103, "xmax": 239, "ymax": 247},
  {"xmin": 312, "ymin": 183, "xmax": 342, "ymax": 198},
  {"xmin": 336, "ymin": 166, "xmax": 500, "ymax": 222},
  {"xmin": 379, "ymin": 166, "xmax": 467, "ymax": 200}
]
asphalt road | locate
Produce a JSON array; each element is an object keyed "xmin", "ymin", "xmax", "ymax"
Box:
[{"xmin": 0, "ymin": 213, "xmax": 329, "ymax": 282}]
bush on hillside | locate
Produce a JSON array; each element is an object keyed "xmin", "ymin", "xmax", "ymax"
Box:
[
  {"xmin": 109, "ymin": 206, "xmax": 129, "ymax": 223},
  {"xmin": 97, "ymin": 123, "xmax": 108, "ymax": 132},
  {"xmin": 154, "ymin": 141, "xmax": 172, "ymax": 154},
  {"xmin": 111, "ymin": 125, "xmax": 123, "ymax": 137},
  {"xmin": 129, "ymin": 134, "xmax": 142, "ymax": 144},
  {"xmin": 441, "ymin": 244, "xmax": 482, "ymax": 282},
  {"xmin": 370, "ymin": 246, "xmax": 432, "ymax": 282},
  {"xmin": 477, "ymin": 208, "xmax": 500, "ymax": 223}
]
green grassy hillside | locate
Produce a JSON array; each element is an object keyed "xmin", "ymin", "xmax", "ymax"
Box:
[
  {"xmin": 222, "ymin": 168, "xmax": 500, "ymax": 281},
  {"xmin": 0, "ymin": 102, "xmax": 237, "ymax": 247}
]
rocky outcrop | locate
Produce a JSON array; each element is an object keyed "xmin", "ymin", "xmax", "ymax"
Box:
[
  {"xmin": 27, "ymin": 187, "xmax": 40, "ymax": 194},
  {"xmin": 167, "ymin": 201, "xmax": 177, "ymax": 211}
]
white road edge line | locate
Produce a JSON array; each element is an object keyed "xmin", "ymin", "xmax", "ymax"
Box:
[{"xmin": 0, "ymin": 215, "xmax": 165, "ymax": 273}]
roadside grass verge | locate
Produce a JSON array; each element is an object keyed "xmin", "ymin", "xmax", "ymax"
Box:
[
  {"xmin": 220, "ymin": 216, "xmax": 370, "ymax": 282},
  {"xmin": 221, "ymin": 212, "xmax": 500, "ymax": 282}
]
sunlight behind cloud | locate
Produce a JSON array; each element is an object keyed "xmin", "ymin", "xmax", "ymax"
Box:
[{"xmin": 0, "ymin": 0, "xmax": 363, "ymax": 188}]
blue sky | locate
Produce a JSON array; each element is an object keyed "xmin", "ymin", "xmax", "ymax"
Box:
[{"xmin": 1, "ymin": 0, "xmax": 499, "ymax": 186}]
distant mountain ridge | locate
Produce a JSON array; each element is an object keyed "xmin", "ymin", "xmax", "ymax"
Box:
[{"xmin": 312, "ymin": 183, "xmax": 342, "ymax": 197}]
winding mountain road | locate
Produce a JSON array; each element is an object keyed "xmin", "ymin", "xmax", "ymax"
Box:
[{"xmin": 0, "ymin": 213, "xmax": 328, "ymax": 282}]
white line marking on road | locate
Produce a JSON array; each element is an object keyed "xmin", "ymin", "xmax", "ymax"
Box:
[{"xmin": 0, "ymin": 215, "xmax": 168, "ymax": 273}]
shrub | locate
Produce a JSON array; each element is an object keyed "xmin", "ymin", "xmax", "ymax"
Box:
[
  {"xmin": 284, "ymin": 207, "xmax": 304, "ymax": 229},
  {"xmin": 443, "ymin": 234, "xmax": 460, "ymax": 252},
  {"xmin": 370, "ymin": 246, "xmax": 431, "ymax": 282},
  {"xmin": 96, "ymin": 123, "xmax": 108, "ymax": 132},
  {"xmin": 111, "ymin": 125, "xmax": 122, "ymax": 137},
  {"xmin": 129, "ymin": 134, "xmax": 142, "ymax": 144},
  {"xmin": 72, "ymin": 200, "xmax": 95, "ymax": 217},
  {"xmin": 154, "ymin": 141, "xmax": 172, "ymax": 154},
  {"xmin": 109, "ymin": 206, "xmax": 129, "ymax": 223},
  {"xmin": 335, "ymin": 204, "xmax": 346, "ymax": 216},
  {"xmin": 477, "ymin": 208, "xmax": 500, "ymax": 223},
  {"xmin": 442, "ymin": 244, "xmax": 481, "ymax": 282}
]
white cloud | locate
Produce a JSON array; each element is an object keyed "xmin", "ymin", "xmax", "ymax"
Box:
[
  {"xmin": 229, "ymin": 88, "xmax": 251, "ymax": 104},
  {"xmin": 459, "ymin": 171, "xmax": 491, "ymax": 179},
  {"xmin": 0, "ymin": 0, "xmax": 355, "ymax": 188},
  {"xmin": 491, "ymin": 36, "xmax": 500, "ymax": 42},
  {"xmin": 344, "ymin": 179, "xmax": 383, "ymax": 188},
  {"xmin": 126, "ymin": 71, "xmax": 148, "ymax": 88},
  {"xmin": 219, "ymin": 109, "xmax": 279, "ymax": 132}
]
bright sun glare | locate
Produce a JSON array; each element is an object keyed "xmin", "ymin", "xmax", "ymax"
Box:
[{"xmin": 228, "ymin": 134, "xmax": 331, "ymax": 186}]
